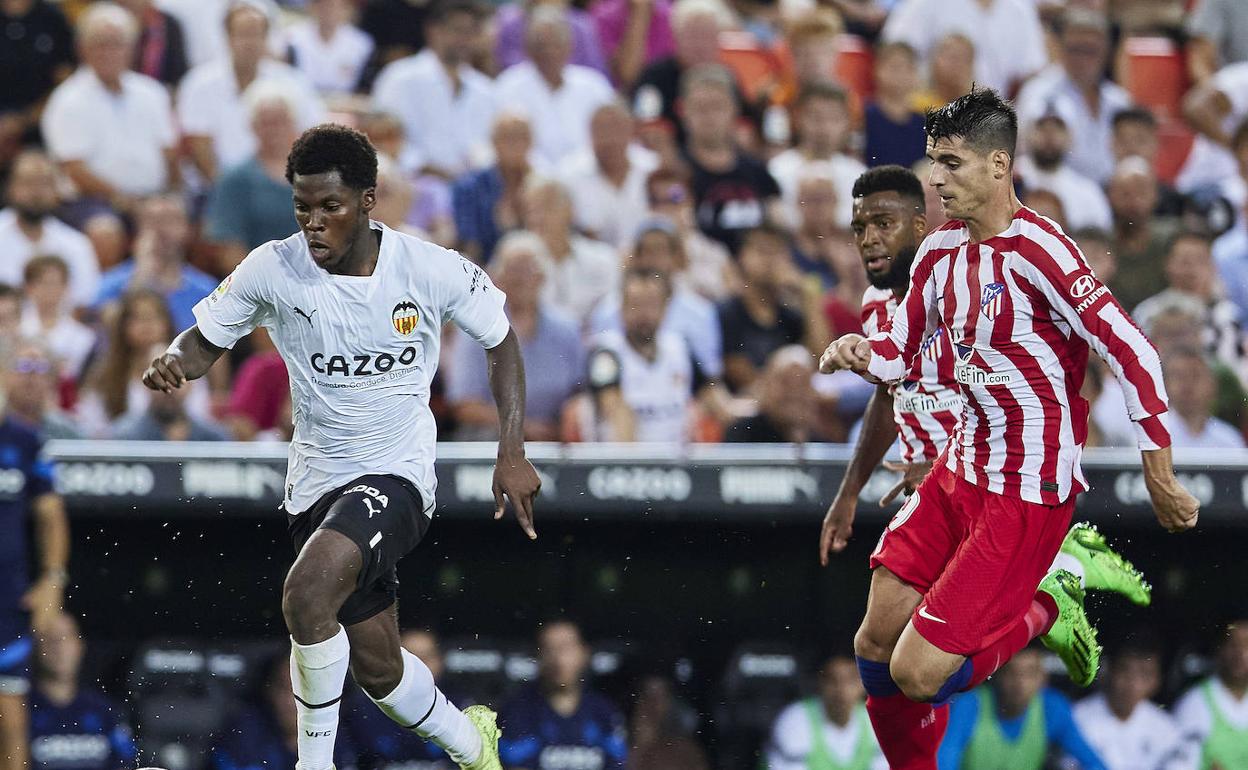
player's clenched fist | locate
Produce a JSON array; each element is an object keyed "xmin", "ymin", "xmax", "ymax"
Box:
[
  {"xmin": 1149, "ymin": 479, "xmax": 1200, "ymax": 533},
  {"xmin": 820, "ymin": 334, "xmax": 873, "ymax": 374},
  {"xmin": 142, "ymin": 351, "xmax": 187, "ymax": 392}
]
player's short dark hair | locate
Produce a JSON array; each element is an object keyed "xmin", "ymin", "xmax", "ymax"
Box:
[
  {"xmin": 851, "ymin": 165, "xmax": 925, "ymax": 211},
  {"xmin": 286, "ymin": 124, "xmax": 378, "ymax": 190},
  {"xmin": 1112, "ymin": 106, "xmax": 1158, "ymax": 132},
  {"xmin": 426, "ymin": 0, "xmax": 484, "ymax": 26},
  {"xmin": 925, "ymin": 86, "xmax": 1018, "ymax": 161},
  {"xmin": 795, "ymin": 80, "xmax": 848, "ymax": 111}
]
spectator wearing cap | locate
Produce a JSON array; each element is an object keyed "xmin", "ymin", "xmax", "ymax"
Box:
[
  {"xmin": 20, "ymin": 256, "xmax": 96, "ymax": 383},
  {"xmin": 283, "ymin": 0, "xmax": 374, "ymax": 95},
  {"xmin": 1107, "ymin": 156, "xmax": 1179, "ymax": 311},
  {"xmin": 40, "ymin": 3, "xmax": 179, "ymax": 215},
  {"xmin": 557, "ymin": 102, "xmax": 659, "ymax": 248},
  {"xmin": 1017, "ymin": 112, "xmax": 1113, "ymax": 231},
  {"xmin": 115, "ymin": 0, "xmax": 189, "ymax": 86},
  {"xmin": 496, "ymin": 6, "xmax": 615, "ymax": 168},
  {"xmin": 0, "ymin": 0, "xmax": 74, "ymax": 167},
  {"xmin": 1110, "ymin": 108, "xmax": 1186, "ymax": 217},
  {"xmin": 1016, "ymin": 7, "xmax": 1129, "ymax": 185},
  {"xmin": 864, "ymin": 42, "xmax": 927, "ymax": 171},
  {"xmin": 644, "ymin": 167, "xmax": 736, "ymax": 301},
  {"xmin": 177, "ymin": 0, "xmax": 324, "ymax": 182},
  {"xmin": 494, "ymin": 0, "xmax": 608, "ymax": 77},
  {"xmin": 768, "ymin": 82, "xmax": 862, "ymax": 231},
  {"xmin": 0, "ymin": 150, "xmax": 101, "ymax": 309},
  {"xmin": 589, "ymin": 218, "xmax": 724, "ymax": 379},
  {"xmin": 372, "ymin": 0, "xmax": 497, "ymax": 180},
  {"xmin": 448, "ymin": 231, "xmax": 584, "ymax": 442},
  {"xmin": 451, "ymin": 111, "xmax": 537, "ymax": 263}
]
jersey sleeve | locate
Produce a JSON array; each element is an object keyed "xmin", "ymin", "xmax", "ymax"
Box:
[
  {"xmin": 860, "ymin": 291, "xmax": 890, "ymax": 337},
  {"xmin": 865, "ymin": 245, "xmax": 942, "ymax": 384},
  {"xmin": 1014, "ymin": 232, "xmax": 1171, "ymax": 450},
  {"xmin": 191, "ymin": 247, "xmax": 274, "ymax": 348},
  {"xmin": 440, "ymin": 253, "xmax": 510, "ymax": 349}
]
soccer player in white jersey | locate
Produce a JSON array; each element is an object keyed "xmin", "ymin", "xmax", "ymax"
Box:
[
  {"xmin": 142, "ymin": 126, "xmax": 540, "ymax": 770},
  {"xmin": 820, "ymin": 89, "xmax": 1200, "ymax": 770}
]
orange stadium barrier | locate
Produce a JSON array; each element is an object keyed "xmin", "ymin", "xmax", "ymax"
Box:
[
  {"xmin": 834, "ymin": 34, "xmax": 875, "ymax": 103},
  {"xmin": 1121, "ymin": 36, "xmax": 1189, "ymax": 121},
  {"xmin": 718, "ymin": 31, "xmax": 786, "ymax": 103}
]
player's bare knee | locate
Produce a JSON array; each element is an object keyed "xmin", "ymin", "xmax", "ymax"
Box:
[
  {"xmin": 282, "ymin": 577, "xmax": 338, "ymax": 640},
  {"xmin": 350, "ymin": 652, "xmax": 403, "ymax": 700},
  {"xmin": 889, "ymin": 658, "xmax": 942, "ymax": 702},
  {"xmin": 853, "ymin": 624, "xmax": 895, "ymax": 662}
]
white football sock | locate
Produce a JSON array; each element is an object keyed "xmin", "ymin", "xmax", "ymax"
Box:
[
  {"xmin": 290, "ymin": 626, "xmax": 350, "ymax": 770},
  {"xmin": 369, "ymin": 648, "xmax": 482, "ymax": 765},
  {"xmin": 1049, "ymin": 551, "xmax": 1086, "ymax": 588}
]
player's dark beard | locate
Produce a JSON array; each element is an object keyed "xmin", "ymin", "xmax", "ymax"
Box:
[{"xmin": 867, "ymin": 245, "xmax": 917, "ymax": 291}]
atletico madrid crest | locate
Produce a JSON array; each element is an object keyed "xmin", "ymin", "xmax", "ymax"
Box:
[
  {"xmin": 980, "ymin": 282, "xmax": 1006, "ymax": 320},
  {"xmin": 392, "ymin": 301, "xmax": 420, "ymax": 336}
]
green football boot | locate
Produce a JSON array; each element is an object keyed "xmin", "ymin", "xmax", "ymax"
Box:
[
  {"xmin": 461, "ymin": 705, "xmax": 503, "ymax": 770},
  {"xmin": 1060, "ymin": 522, "xmax": 1152, "ymax": 606},
  {"xmin": 1039, "ymin": 569, "xmax": 1103, "ymax": 687}
]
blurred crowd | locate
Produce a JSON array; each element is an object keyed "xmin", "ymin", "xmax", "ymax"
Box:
[
  {"xmin": 3, "ymin": 0, "xmax": 1248, "ymax": 450},
  {"xmin": 22, "ymin": 609, "xmax": 1248, "ymax": 770}
]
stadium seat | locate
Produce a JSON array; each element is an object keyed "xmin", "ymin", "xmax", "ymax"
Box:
[
  {"xmin": 834, "ymin": 34, "xmax": 875, "ymax": 103},
  {"xmin": 1120, "ymin": 37, "xmax": 1189, "ymax": 121},
  {"xmin": 718, "ymin": 31, "xmax": 785, "ymax": 103},
  {"xmin": 713, "ymin": 641, "xmax": 806, "ymax": 767}
]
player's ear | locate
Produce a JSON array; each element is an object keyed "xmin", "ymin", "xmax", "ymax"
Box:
[
  {"xmin": 360, "ymin": 186, "xmax": 377, "ymax": 214},
  {"xmin": 912, "ymin": 212, "xmax": 927, "ymax": 239},
  {"xmin": 992, "ymin": 149, "xmax": 1012, "ymax": 179}
]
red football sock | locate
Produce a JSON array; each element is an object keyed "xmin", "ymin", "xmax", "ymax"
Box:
[
  {"xmin": 865, "ymin": 692, "xmax": 948, "ymax": 770},
  {"xmin": 965, "ymin": 591, "xmax": 1058, "ymax": 689}
]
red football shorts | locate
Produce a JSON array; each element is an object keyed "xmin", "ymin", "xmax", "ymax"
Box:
[{"xmin": 869, "ymin": 463, "xmax": 1075, "ymax": 656}]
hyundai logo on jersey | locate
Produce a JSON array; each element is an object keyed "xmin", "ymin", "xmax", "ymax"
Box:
[
  {"xmin": 980, "ymin": 282, "xmax": 1006, "ymax": 320},
  {"xmin": 392, "ymin": 301, "xmax": 420, "ymax": 336}
]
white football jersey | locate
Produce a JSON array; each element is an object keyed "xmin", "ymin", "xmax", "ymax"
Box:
[{"xmin": 193, "ymin": 222, "xmax": 509, "ymax": 515}]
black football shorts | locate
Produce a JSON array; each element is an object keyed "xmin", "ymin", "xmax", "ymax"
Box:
[{"xmin": 287, "ymin": 474, "xmax": 430, "ymax": 626}]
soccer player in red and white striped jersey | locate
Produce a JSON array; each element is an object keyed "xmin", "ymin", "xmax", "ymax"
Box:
[{"xmin": 820, "ymin": 89, "xmax": 1199, "ymax": 770}]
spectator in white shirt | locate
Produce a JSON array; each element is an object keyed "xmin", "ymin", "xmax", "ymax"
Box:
[
  {"xmin": 881, "ymin": 0, "xmax": 1046, "ymax": 97},
  {"xmin": 0, "ymin": 150, "xmax": 101, "ymax": 309},
  {"xmin": 1173, "ymin": 616, "xmax": 1248, "ymax": 770},
  {"xmin": 768, "ymin": 82, "xmax": 864, "ymax": 230},
  {"xmin": 496, "ymin": 5, "xmax": 615, "ymax": 167},
  {"xmin": 41, "ymin": 2, "xmax": 179, "ymax": 213},
  {"xmin": 1017, "ymin": 112, "xmax": 1114, "ymax": 232},
  {"xmin": 520, "ymin": 176, "xmax": 620, "ymax": 326},
  {"xmin": 177, "ymin": 0, "xmax": 324, "ymax": 181},
  {"xmin": 1159, "ymin": 347, "xmax": 1247, "ymax": 449},
  {"xmin": 765, "ymin": 655, "xmax": 887, "ymax": 770},
  {"xmin": 371, "ymin": 0, "xmax": 496, "ymax": 179},
  {"xmin": 557, "ymin": 101, "xmax": 659, "ymax": 248},
  {"xmin": 19, "ymin": 256, "xmax": 97, "ymax": 382},
  {"xmin": 284, "ymin": 0, "xmax": 374, "ymax": 95},
  {"xmin": 1073, "ymin": 640, "xmax": 1191, "ymax": 770}
]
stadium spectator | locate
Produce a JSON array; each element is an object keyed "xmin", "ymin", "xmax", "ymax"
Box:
[
  {"xmin": 209, "ymin": 651, "xmax": 359, "ymax": 770},
  {"xmin": 283, "ymin": 0, "xmax": 373, "ymax": 95},
  {"xmin": 0, "ymin": 150, "xmax": 101, "ymax": 309},
  {"xmin": 718, "ymin": 224, "xmax": 824, "ymax": 393},
  {"xmin": 1186, "ymin": 0, "xmax": 1248, "ymax": 85},
  {"xmin": 725, "ymin": 346, "xmax": 825, "ymax": 443},
  {"xmin": 358, "ymin": 0, "xmax": 429, "ymax": 75},
  {"xmin": 628, "ymin": 674, "xmax": 701, "ymax": 756},
  {"xmin": 1015, "ymin": 8, "xmax": 1128, "ymax": 185},
  {"xmin": 1158, "ymin": 348, "xmax": 1246, "ymax": 449},
  {"xmin": 93, "ymin": 194, "xmax": 219, "ymax": 334},
  {"xmin": 368, "ymin": 154, "xmax": 431, "ymax": 241},
  {"xmin": 1107, "ymin": 156, "xmax": 1178, "ymax": 311},
  {"xmin": 495, "ymin": 0, "xmax": 608, "ymax": 76},
  {"xmin": 782, "ymin": 10, "xmax": 842, "ymax": 100},
  {"xmin": 520, "ymin": 177, "xmax": 620, "ymax": 326},
  {"xmin": 681, "ymin": 65, "xmax": 782, "ymax": 252},
  {"xmin": 589, "ymin": 218, "xmax": 724, "ymax": 378},
  {"xmin": 1110, "ymin": 108, "xmax": 1187, "ymax": 218},
  {"xmin": 864, "ymin": 42, "xmax": 926, "ymax": 170},
  {"xmin": 28, "ymin": 612, "xmax": 136, "ymax": 770},
  {"xmin": 1173, "ymin": 614, "xmax": 1248, "ymax": 769},
  {"xmin": 224, "ymin": 330, "xmax": 287, "ymax": 442},
  {"xmin": 938, "ymin": 647, "xmax": 1109, "ymax": 769},
  {"xmin": 177, "ymin": 0, "xmax": 323, "ymax": 181},
  {"xmin": 764, "ymin": 653, "xmax": 885, "ymax": 770},
  {"xmin": 791, "ymin": 169, "xmax": 860, "ymax": 297},
  {"xmin": 1214, "ymin": 206, "xmax": 1248, "ymax": 329},
  {"xmin": 113, "ymin": 359, "xmax": 231, "ymax": 441},
  {"xmin": 0, "ymin": 0, "xmax": 75, "ymax": 169},
  {"xmin": 156, "ymin": 0, "xmax": 234, "ymax": 69},
  {"xmin": 20, "ymin": 257, "xmax": 95, "ymax": 382},
  {"xmin": 1, "ymin": 339, "xmax": 81, "ymax": 441},
  {"xmin": 1074, "ymin": 227, "xmax": 1117, "ymax": 286},
  {"xmin": 1180, "ymin": 59, "xmax": 1248, "ymax": 193},
  {"xmin": 496, "ymin": 7, "xmax": 615, "ymax": 168},
  {"xmin": 644, "ymin": 167, "xmax": 736, "ymax": 300},
  {"xmin": 769, "ymin": 82, "xmax": 862, "ymax": 230},
  {"xmin": 881, "ymin": 0, "xmax": 1046, "ymax": 96},
  {"xmin": 40, "ymin": 2, "xmax": 179, "ymax": 215},
  {"xmin": 452, "ymin": 111, "xmax": 536, "ymax": 263},
  {"xmin": 591, "ymin": 0, "xmax": 675, "ymax": 87},
  {"xmin": 499, "ymin": 620, "xmax": 628, "ymax": 769},
  {"xmin": 557, "ymin": 102, "xmax": 660, "ymax": 248},
  {"xmin": 913, "ymin": 33, "xmax": 974, "ymax": 111},
  {"xmin": 82, "ymin": 214, "xmax": 127, "ymax": 273},
  {"xmin": 587, "ymin": 270, "xmax": 729, "ymax": 442},
  {"xmin": 631, "ymin": 0, "xmax": 737, "ymax": 143},
  {"xmin": 447, "ymin": 231, "xmax": 584, "ymax": 441},
  {"xmin": 115, "ymin": 0, "xmax": 189, "ymax": 86},
  {"xmin": 1017, "ymin": 113, "xmax": 1112, "ymax": 232},
  {"xmin": 371, "ymin": 0, "xmax": 496, "ymax": 179},
  {"xmin": 205, "ymin": 81, "xmax": 301, "ymax": 271},
  {"xmin": 1021, "ymin": 187, "xmax": 1069, "ymax": 230},
  {"xmin": 1073, "ymin": 638, "xmax": 1186, "ymax": 770},
  {"xmin": 78, "ymin": 289, "xmax": 212, "ymax": 438}
]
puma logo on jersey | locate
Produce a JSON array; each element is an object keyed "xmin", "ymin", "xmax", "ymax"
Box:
[
  {"xmin": 294, "ymin": 306, "xmax": 317, "ymax": 326},
  {"xmin": 363, "ymin": 498, "xmax": 381, "ymax": 518}
]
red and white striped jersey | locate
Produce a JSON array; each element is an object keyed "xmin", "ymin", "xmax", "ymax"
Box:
[
  {"xmin": 860, "ymin": 285, "xmax": 962, "ymax": 463},
  {"xmin": 866, "ymin": 207, "xmax": 1171, "ymax": 505}
]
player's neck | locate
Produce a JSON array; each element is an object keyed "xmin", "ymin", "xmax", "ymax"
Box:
[
  {"xmin": 964, "ymin": 187, "xmax": 1022, "ymax": 243},
  {"xmin": 328, "ymin": 226, "xmax": 382, "ymax": 276}
]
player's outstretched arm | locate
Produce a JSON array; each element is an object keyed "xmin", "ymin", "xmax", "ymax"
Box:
[
  {"xmin": 819, "ymin": 334, "xmax": 874, "ymax": 377},
  {"xmin": 1141, "ymin": 447, "xmax": 1200, "ymax": 533},
  {"xmin": 820, "ymin": 384, "xmax": 896, "ymax": 565},
  {"xmin": 142, "ymin": 326, "xmax": 227, "ymax": 392},
  {"xmin": 486, "ymin": 328, "xmax": 541, "ymax": 540}
]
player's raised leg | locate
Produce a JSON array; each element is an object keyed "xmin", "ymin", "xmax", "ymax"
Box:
[{"xmin": 347, "ymin": 607, "xmax": 499, "ymax": 769}]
